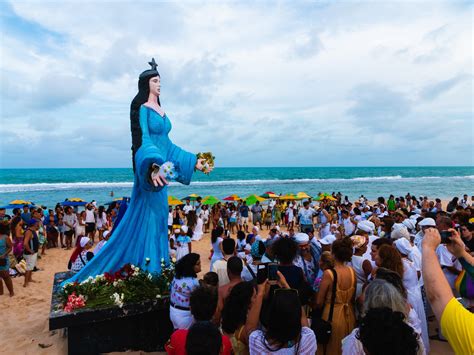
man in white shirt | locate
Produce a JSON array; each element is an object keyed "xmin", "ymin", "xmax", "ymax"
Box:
[
  {"xmin": 341, "ymin": 209, "xmax": 355, "ymax": 237},
  {"xmin": 63, "ymin": 206, "xmax": 77, "ymax": 250},
  {"xmin": 459, "ymin": 194, "xmax": 469, "ymax": 209},
  {"xmin": 85, "ymin": 204, "xmax": 97, "ymax": 241},
  {"xmin": 182, "ymin": 199, "xmax": 194, "ymax": 215},
  {"xmin": 298, "ymin": 201, "xmax": 316, "ymax": 233}
]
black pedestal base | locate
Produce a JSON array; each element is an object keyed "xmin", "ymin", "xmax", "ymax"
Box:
[{"xmin": 49, "ymin": 272, "xmax": 173, "ymax": 355}]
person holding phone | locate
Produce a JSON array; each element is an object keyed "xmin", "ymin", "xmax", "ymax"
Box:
[
  {"xmin": 246, "ymin": 272, "xmax": 317, "ymax": 354},
  {"xmin": 422, "ymin": 228, "xmax": 474, "ymax": 354}
]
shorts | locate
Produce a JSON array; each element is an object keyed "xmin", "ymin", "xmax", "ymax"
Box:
[
  {"xmin": 252, "ymin": 215, "xmax": 262, "ymax": 224},
  {"xmin": 240, "ymin": 217, "xmax": 249, "ymax": 224},
  {"xmin": 65, "ymin": 230, "xmax": 74, "ymax": 238},
  {"xmin": 24, "ymin": 253, "xmax": 38, "ymax": 271},
  {"xmin": 86, "ymin": 223, "xmax": 96, "ymax": 233}
]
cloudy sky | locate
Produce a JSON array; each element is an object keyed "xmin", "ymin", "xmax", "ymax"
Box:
[{"xmin": 0, "ymin": 0, "xmax": 472, "ymax": 168}]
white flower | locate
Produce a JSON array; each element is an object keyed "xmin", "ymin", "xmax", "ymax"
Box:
[
  {"xmin": 147, "ymin": 273, "xmax": 153, "ymax": 280},
  {"xmin": 156, "ymin": 294, "xmax": 162, "ymax": 299}
]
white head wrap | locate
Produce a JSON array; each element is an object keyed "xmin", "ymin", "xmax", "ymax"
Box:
[
  {"xmin": 294, "ymin": 233, "xmax": 309, "ymax": 244},
  {"xmin": 391, "ymin": 226, "xmax": 410, "ymax": 240},
  {"xmin": 80, "ymin": 237, "xmax": 91, "ymax": 248},
  {"xmin": 103, "ymin": 230, "xmax": 110, "ymax": 239},
  {"xmin": 320, "ymin": 234, "xmax": 337, "ymax": 245},
  {"xmin": 181, "ymin": 225, "xmax": 189, "ymax": 233},
  {"xmin": 402, "ymin": 219, "xmax": 416, "ymax": 232},
  {"xmin": 394, "ymin": 238, "xmax": 413, "ymax": 256},
  {"xmin": 357, "ymin": 220, "xmax": 375, "ymax": 234},
  {"xmin": 418, "ymin": 218, "xmax": 436, "ymax": 227}
]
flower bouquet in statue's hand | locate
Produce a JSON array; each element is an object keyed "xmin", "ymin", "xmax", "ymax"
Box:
[
  {"xmin": 196, "ymin": 152, "xmax": 215, "ymax": 175},
  {"xmin": 150, "ymin": 162, "xmax": 176, "ymax": 187}
]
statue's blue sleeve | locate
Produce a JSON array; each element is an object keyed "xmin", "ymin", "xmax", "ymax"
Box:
[
  {"xmin": 166, "ymin": 142, "xmax": 197, "ymax": 185},
  {"xmin": 134, "ymin": 106, "xmax": 165, "ymax": 191}
]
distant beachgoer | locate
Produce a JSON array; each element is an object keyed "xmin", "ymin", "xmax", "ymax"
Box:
[
  {"xmin": 10, "ymin": 217, "xmax": 24, "ymax": 260},
  {"xmin": 63, "ymin": 206, "xmax": 77, "ymax": 250},
  {"xmin": 210, "ymin": 227, "xmax": 224, "ymax": 271},
  {"xmin": 85, "ymin": 203, "xmax": 97, "ymax": 242},
  {"xmin": 96, "ymin": 205, "xmax": 108, "ymax": 240},
  {"xmin": 0, "ymin": 221, "xmax": 14, "ymax": 296},
  {"xmin": 68, "ymin": 237, "xmax": 94, "ymax": 273},
  {"xmin": 23, "ymin": 219, "xmax": 40, "ymax": 288},
  {"xmin": 251, "ymin": 201, "xmax": 263, "ymax": 228},
  {"xmin": 76, "ymin": 211, "xmax": 86, "ymax": 239}
]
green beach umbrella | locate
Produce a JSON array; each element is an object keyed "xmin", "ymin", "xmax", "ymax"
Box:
[
  {"xmin": 201, "ymin": 195, "xmax": 220, "ymax": 205},
  {"xmin": 245, "ymin": 194, "xmax": 266, "ymax": 205}
]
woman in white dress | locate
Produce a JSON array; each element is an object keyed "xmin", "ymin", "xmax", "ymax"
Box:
[
  {"xmin": 192, "ymin": 215, "xmax": 204, "ymax": 241},
  {"xmin": 75, "ymin": 211, "xmax": 86, "ymax": 243},
  {"xmin": 401, "ymin": 255, "xmax": 429, "ymax": 353}
]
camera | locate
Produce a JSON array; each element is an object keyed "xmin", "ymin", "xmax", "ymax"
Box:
[{"xmin": 440, "ymin": 230, "xmax": 452, "ymax": 244}]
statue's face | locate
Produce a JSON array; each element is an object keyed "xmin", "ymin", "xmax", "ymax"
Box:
[{"xmin": 148, "ymin": 76, "xmax": 161, "ymax": 97}]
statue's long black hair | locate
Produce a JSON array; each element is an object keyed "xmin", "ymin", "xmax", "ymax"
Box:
[{"xmin": 130, "ymin": 71, "xmax": 161, "ymax": 171}]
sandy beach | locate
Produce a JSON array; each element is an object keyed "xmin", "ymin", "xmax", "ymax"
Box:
[{"xmin": 0, "ymin": 219, "xmax": 456, "ymax": 355}]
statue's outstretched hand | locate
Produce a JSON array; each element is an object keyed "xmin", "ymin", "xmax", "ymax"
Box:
[
  {"xmin": 150, "ymin": 163, "xmax": 168, "ymax": 187},
  {"xmin": 195, "ymin": 158, "xmax": 214, "ymax": 175}
]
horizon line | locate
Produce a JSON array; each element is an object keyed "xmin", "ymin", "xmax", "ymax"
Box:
[{"xmin": 1, "ymin": 165, "xmax": 473, "ymax": 170}]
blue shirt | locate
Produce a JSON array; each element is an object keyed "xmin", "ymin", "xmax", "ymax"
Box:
[
  {"xmin": 298, "ymin": 208, "xmax": 315, "ymax": 225},
  {"xmin": 239, "ymin": 205, "xmax": 249, "ymax": 218}
]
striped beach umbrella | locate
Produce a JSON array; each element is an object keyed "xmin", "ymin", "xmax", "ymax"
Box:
[
  {"xmin": 223, "ymin": 194, "xmax": 242, "ymax": 201},
  {"xmin": 261, "ymin": 191, "xmax": 279, "ymax": 199},
  {"xmin": 182, "ymin": 194, "xmax": 201, "ymax": 201}
]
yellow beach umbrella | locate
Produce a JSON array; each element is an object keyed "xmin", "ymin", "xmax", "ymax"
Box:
[
  {"xmin": 296, "ymin": 192, "xmax": 312, "ymax": 199},
  {"xmin": 279, "ymin": 194, "xmax": 297, "ymax": 201},
  {"xmin": 68, "ymin": 198, "xmax": 85, "ymax": 202},
  {"xmin": 9, "ymin": 199, "xmax": 34, "ymax": 205},
  {"xmin": 168, "ymin": 195, "xmax": 183, "ymax": 206}
]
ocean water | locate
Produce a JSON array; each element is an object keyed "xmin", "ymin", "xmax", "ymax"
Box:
[{"xmin": 0, "ymin": 167, "xmax": 473, "ymax": 208}]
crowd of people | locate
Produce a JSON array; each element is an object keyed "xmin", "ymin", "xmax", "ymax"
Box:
[
  {"xmin": 0, "ymin": 193, "xmax": 473, "ymax": 354},
  {"xmin": 165, "ymin": 193, "xmax": 474, "ymax": 355},
  {"xmin": 0, "ymin": 200, "xmax": 116, "ymax": 292}
]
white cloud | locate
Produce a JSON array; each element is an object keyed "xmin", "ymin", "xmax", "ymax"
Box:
[{"xmin": 0, "ymin": 0, "xmax": 472, "ymax": 168}]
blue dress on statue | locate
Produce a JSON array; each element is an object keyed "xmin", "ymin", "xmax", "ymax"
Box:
[{"xmin": 66, "ymin": 105, "xmax": 196, "ymax": 283}]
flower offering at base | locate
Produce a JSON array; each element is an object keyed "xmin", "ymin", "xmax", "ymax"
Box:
[
  {"xmin": 196, "ymin": 152, "xmax": 215, "ymax": 174},
  {"xmin": 60, "ymin": 260, "xmax": 175, "ymax": 312}
]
